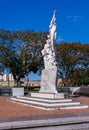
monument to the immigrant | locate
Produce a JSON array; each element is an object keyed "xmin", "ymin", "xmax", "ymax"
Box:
[
  {"xmin": 11, "ymin": 11, "xmax": 88, "ymax": 109},
  {"xmin": 39, "ymin": 10, "xmax": 58, "ymax": 93}
]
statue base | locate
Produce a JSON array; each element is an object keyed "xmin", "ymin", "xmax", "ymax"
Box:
[
  {"xmin": 31, "ymin": 92, "xmax": 64, "ymax": 99},
  {"xmin": 39, "ymin": 67, "xmax": 58, "ymax": 93}
]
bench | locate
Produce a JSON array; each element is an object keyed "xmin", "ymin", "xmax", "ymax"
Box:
[
  {"xmin": 0, "ymin": 88, "xmax": 12, "ymax": 96},
  {"xmin": 58, "ymin": 87, "xmax": 72, "ymax": 98}
]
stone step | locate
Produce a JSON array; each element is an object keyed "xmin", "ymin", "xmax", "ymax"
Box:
[
  {"xmin": 10, "ymin": 97, "xmax": 81, "ymax": 108},
  {"xmin": 60, "ymin": 104, "xmax": 88, "ymax": 109},
  {"xmin": 16, "ymin": 96, "xmax": 72, "ymax": 103}
]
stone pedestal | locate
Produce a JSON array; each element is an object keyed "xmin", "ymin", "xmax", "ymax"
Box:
[
  {"xmin": 31, "ymin": 92, "xmax": 64, "ymax": 99},
  {"xmin": 39, "ymin": 67, "xmax": 58, "ymax": 93},
  {"xmin": 12, "ymin": 88, "xmax": 24, "ymax": 96}
]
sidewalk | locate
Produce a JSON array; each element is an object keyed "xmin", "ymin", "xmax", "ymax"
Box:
[{"xmin": 0, "ymin": 114, "xmax": 89, "ymax": 129}]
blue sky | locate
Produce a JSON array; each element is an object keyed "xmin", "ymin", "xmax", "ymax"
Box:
[
  {"xmin": 0, "ymin": 0, "xmax": 89, "ymax": 44},
  {"xmin": 0, "ymin": 0, "xmax": 89, "ymax": 80}
]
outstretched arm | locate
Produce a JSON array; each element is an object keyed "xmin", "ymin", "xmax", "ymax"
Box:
[{"xmin": 49, "ymin": 10, "xmax": 56, "ymax": 28}]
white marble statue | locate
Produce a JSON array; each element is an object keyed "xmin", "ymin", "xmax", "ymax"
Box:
[
  {"xmin": 40, "ymin": 10, "xmax": 58, "ymax": 93},
  {"xmin": 42, "ymin": 10, "xmax": 57, "ymax": 70}
]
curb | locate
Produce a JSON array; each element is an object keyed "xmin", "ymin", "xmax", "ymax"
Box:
[{"xmin": 0, "ymin": 116, "xmax": 89, "ymax": 129}]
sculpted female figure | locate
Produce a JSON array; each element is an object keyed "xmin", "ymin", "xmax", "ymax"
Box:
[
  {"xmin": 40, "ymin": 10, "xmax": 58, "ymax": 94},
  {"xmin": 42, "ymin": 10, "xmax": 57, "ymax": 70}
]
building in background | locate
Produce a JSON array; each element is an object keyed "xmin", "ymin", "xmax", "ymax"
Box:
[
  {"xmin": 0, "ymin": 73, "xmax": 14, "ymax": 82},
  {"xmin": 0, "ymin": 73, "xmax": 14, "ymax": 87},
  {"xmin": 23, "ymin": 79, "xmax": 40, "ymax": 87}
]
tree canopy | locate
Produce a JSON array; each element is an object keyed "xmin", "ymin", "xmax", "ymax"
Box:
[
  {"xmin": 57, "ymin": 42, "xmax": 89, "ymax": 86},
  {"xmin": 0, "ymin": 29, "xmax": 47, "ymax": 84}
]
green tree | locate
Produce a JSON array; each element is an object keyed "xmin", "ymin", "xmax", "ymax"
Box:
[
  {"xmin": 57, "ymin": 42, "xmax": 89, "ymax": 86},
  {"xmin": 0, "ymin": 29, "xmax": 47, "ymax": 86}
]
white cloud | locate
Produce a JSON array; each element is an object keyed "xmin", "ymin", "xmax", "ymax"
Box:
[
  {"xmin": 66, "ymin": 15, "xmax": 82, "ymax": 22},
  {"xmin": 56, "ymin": 35, "xmax": 64, "ymax": 43}
]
